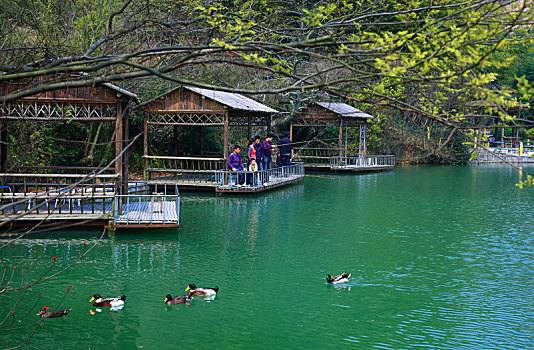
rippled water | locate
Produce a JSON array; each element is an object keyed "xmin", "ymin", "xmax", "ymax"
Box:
[{"xmin": 1, "ymin": 165, "xmax": 533, "ymax": 349}]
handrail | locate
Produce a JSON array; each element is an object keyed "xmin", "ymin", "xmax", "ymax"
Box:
[
  {"xmin": 114, "ymin": 192, "xmax": 180, "ymax": 226},
  {"xmin": 143, "ymin": 155, "xmax": 225, "ymax": 161},
  {"xmin": 0, "ymin": 173, "xmax": 119, "ymax": 178},
  {"xmin": 215, "ymin": 163, "xmax": 305, "ymax": 191},
  {"xmin": 330, "ymin": 155, "xmax": 395, "ymax": 168}
]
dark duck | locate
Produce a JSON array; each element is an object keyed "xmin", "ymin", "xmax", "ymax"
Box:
[{"xmin": 164, "ymin": 294, "xmax": 192, "ymax": 305}]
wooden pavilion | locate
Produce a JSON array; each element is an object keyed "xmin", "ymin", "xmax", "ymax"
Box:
[
  {"xmin": 0, "ymin": 75, "xmax": 180, "ymax": 228},
  {"xmin": 139, "ymin": 86, "xmax": 304, "ymax": 192},
  {"xmin": 291, "ymin": 102, "xmax": 395, "ymax": 171}
]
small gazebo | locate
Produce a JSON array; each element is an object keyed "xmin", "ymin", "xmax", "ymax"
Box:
[
  {"xmin": 0, "ymin": 75, "xmax": 139, "ymax": 225},
  {"xmin": 291, "ymin": 101, "xmax": 395, "ymax": 171},
  {"xmin": 138, "ymin": 86, "xmax": 277, "ymax": 189}
]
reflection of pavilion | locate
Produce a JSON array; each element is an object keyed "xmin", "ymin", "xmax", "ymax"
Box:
[
  {"xmin": 291, "ymin": 102, "xmax": 395, "ymax": 172},
  {"xmin": 139, "ymin": 86, "xmax": 304, "ymax": 193}
]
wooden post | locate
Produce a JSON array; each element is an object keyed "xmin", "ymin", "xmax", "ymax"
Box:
[
  {"xmin": 115, "ymin": 102, "xmax": 124, "ymax": 214},
  {"xmin": 0, "ymin": 120, "xmax": 7, "ymax": 173},
  {"xmin": 266, "ymin": 114, "xmax": 271, "ymax": 135},
  {"xmin": 363, "ymin": 123, "xmax": 367, "ymax": 156},
  {"xmin": 289, "ymin": 124, "xmax": 293, "ymax": 141},
  {"xmin": 143, "ymin": 113, "xmax": 149, "ymax": 181},
  {"xmin": 122, "ymin": 102, "xmax": 129, "ymax": 196},
  {"xmin": 358, "ymin": 124, "xmax": 363, "ymax": 157},
  {"xmin": 247, "ymin": 116, "xmax": 252, "ymax": 141},
  {"xmin": 338, "ymin": 118, "xmax": 343, "ymax": 159},
  {"xmin": 223, "ymin": 111, "xmax": 229, "ymax": 163}
]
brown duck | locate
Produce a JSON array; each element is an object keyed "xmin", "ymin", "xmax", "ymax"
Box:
[{"xmin": 37, "ymin": 306, "xmax": 71, "ymax": 318}]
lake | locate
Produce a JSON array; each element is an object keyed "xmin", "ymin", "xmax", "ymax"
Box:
[{"xmin": 1, "ymin": 165, "xmax": 532, "ymax": 349}]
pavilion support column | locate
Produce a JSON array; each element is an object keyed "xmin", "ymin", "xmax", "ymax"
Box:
[
  {"xmin": 247, "ymin": 116, "xmax": 252, "ymax": 141},
  {"xmin": 363, "ymin": 123, "xmax": 367, "ymax": 156},
  {"xmin": 289, "ymin": 124, "xmax": 293, "ymax": 141},
  {"xmin": 266, "ymin": 114, "xmax": 271, "ymax": 135},
  {"xmin": 143, "ymin": 113, "xmax": 149, "ymax": 181},
  {"xmin": 121, "ymin": 102, "xmax": 130, "ymax": 197},
  {"xmin": 0, "ymin": 120, "xmax": 7, "ymax": 173},
  {"xmin": 223, "ymin": 111, "xmax": 229, "ymax": 163},
  {"xmin": 359, "ymin": 124, "xmax": 363, "ymax": 157},
  {"xmin": 115, "ymin": 102, "xmax": 124, "ymax": 214},
  {"xmin": 338, "ymin": 118, "xmax": 343, "ymax": 159}
]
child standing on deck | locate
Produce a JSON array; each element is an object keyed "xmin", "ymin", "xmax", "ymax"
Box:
[{"xmin": 247, "ymin": 158, "xmax": 259, "ymax": 186}]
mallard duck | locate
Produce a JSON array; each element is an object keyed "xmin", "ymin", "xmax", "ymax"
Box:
[
  {"xmin": 89, "ymin": 294, "xmax": 126, "ymax": 307},
  {"xmin": 185, "ymin": 283, "xmax": 219, "ymax": 296},
  {"xmin": 37, "ymin": 306, "xmax": 71, "ymax": 318},
  {"xmin": 326, "ymin": 273, "xmax": 351, "ymax": 284},
  {"xmin": 164, "ymin": 294, "xmax": 192, "ymax": 305}
]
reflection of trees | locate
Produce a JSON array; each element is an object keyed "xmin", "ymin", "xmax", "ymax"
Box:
[{"xmin": 0, "ymin": 231, "xmax": 105, "ymax": 349}]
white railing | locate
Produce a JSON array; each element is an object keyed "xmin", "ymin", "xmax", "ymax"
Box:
[
  {"xmin": 330, "ymin": 155, "xmax": 395, "ymax": 169},
  {"xmin": 215, "ymin": 163, "xmax": 305, "ymax": 191},
  {"xmin": 114, "ymin": 193, "xmax": 180, "ymax": 226},
  {"xmin": 114, "ymin": 182, "xmax": 180, "ymax": 225},
  {"xmin": 471, "ymin": 148, "xmax": 534, "ymax": 164}
]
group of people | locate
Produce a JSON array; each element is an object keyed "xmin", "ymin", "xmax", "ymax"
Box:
[{"xmin": 227, "ymin": 132, "xmax": 295, "ymax": 186}]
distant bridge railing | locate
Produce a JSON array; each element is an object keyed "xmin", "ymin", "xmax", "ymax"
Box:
[
  {"xmin": 215, "ymin": 163, "xmax": 305, "ymax": 192},
  {"xmin": 330, "ymin": 155, "xmax": 395, "ymax": 169}
]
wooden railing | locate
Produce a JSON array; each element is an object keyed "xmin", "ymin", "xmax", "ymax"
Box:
[
  {"xmin": 294, "ymin": 147, "xmax": 339, "ymax": 166},
  {"xmin": 144, "ymin": 155, "xmax": 225, "ymax": 184}
]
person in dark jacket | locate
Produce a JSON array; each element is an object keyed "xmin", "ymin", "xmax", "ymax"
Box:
[
  {"xmin": 262, "ymin": 133, "xmax": 274, "ymax": 170},
  {"xmin": 253, "ymin": 135, "xmax": 264, "ymax": 171},
  {"xmin": 278, "ymin": 132, "xmax": 294, "ymax": 167},
  {"xmin": 228, "ymin": 145, "xmax": 245, "ymax": 185}
]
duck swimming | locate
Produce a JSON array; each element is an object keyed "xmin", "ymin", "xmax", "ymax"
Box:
[
  {"xmin": 37, "ymin": 306, "xmax": 71, "ymax": 318},
  {"xmin": 164, "ymin": 294, "xmax": 192, "ymax": 305},
  {"xmin": 89, "ymin": 294, "xmax": 126, "ymax": 308},
  {"xmin": 185, "ymin": 284, "xmax": 219, "ymax": 296},
  {"xmin": 326, "ymin": 273, "xmax": 351, "ymax": 284}
]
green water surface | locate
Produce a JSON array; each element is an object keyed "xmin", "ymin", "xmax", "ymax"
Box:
[{"xmin": 1, "ymin": 166, "xmax": 533, "ymax": 349}]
